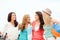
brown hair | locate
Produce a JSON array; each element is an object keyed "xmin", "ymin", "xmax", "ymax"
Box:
[
  {"xmin": 8, "ymin": 12, "xmax": 18, "ymax": 27},
  {"xmin": 36, "ymin": 11, "xmax": 44, "ymax": 29},
  {"xmin": 21, "ymin": 14, "xmax": 30, "ymax": 32}
]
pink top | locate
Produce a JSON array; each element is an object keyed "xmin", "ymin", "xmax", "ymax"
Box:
[{"xmin": 32, "ymin": 21, "xmax": 44, "ymax": 40}]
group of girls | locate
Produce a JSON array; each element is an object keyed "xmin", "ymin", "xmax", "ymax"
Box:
[{"xmin": 0, "ymin": 8, "xmax": 60, "ymax": 40}]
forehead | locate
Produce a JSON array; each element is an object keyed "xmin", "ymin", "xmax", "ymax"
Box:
[
  {"xmin": 27, "ymin": 15, "xmax": 30, "ymax": 18},
  {"xmin": 12, "ymin": 13, "xmax": 16, "ymax": 15},
  {"xmin": 35, "ymin": 13, "xmax": 38, "ymax": 15}
]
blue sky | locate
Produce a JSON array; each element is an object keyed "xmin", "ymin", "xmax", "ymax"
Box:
[{"xmin": 0, "ymin": 0, "xmax": 60, "ymax": 31}]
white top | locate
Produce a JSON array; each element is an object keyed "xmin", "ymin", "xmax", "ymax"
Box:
[
  {"xmin": 3, "ymin": 22, "xmax": 19, "ymax": 40},
  {"xmin": 27, "ymin": 24, "xmax": 32, "ymax": 40},
  {"xmin": 34, "ymin": 25, "xmax": 40, "ymax": 31}
]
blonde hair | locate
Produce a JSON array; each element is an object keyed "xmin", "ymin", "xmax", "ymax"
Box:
[
  {"xmin": 21, "ymin": 14, "xmax": 30, "ymax": 31},
  {"xmin": 43, "ymin": 13, "xmax": 51, "ymax": 25}
]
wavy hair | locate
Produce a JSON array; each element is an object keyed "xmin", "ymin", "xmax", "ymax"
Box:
[
  {"xmin": 21, "ymin": 14, "xmax": 30, "ymax": 32},
  {"xmin": 7, "ymin": 12, "xmax": 18, "ymax": 27},
  {"xmin": 36, "ymin": 11, "xmax": 44, "ymax": 29}
]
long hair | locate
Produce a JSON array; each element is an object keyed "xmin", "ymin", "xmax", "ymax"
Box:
[
  {"xmin": 21, "ymin": 14, "xmax": 30, "ymax": 32},
  {"xmin": 36, "ymin": 11, "xmax": 44, "ymax": 29},
  {"xmin": 7, "ymin": 12, "xmax": 18, "ymax": 27},
  {"xmin": 43, "ymin": 13, "xmax": 51, "ymax": 25}
]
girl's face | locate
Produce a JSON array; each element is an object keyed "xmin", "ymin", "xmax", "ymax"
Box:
[
  {"xmin": 27, "ymin": 16, "xmax": 30, "ymax": 23},
  {"xmin": 11, "ymin": 13, "xmax": 16, "ymax": 21},
  {"xmin": 35, "ymin": 13, "xmax": 39, "ymax": 21}
]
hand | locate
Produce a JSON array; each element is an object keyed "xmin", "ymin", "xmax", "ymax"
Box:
[
  {"xmin": 5, "ymin": 33, "xmax": 8, "ymax": 38},
  {"xmin": 0, "ymin": 32, "xmax": 2, "ymax": 37},
  {"xmin": 51, "ymin": 19, "xmax": 58, "ymax": 24},
  {"xmin": 6, "ymin": 35, "xmax": 8, "ymax": 38},
  {"xmin": 0, "ymin": 32, "xmax": 1, "ymax": 35}
]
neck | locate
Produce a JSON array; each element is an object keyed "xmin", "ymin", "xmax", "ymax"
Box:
[
  {"xmin": 11, "ymin": 20, "xmax": 14, "ymax": 25},
  {"xmin": 36, "ymin": 19, "xmax": 40, "ymax": 23},
  {"xmin": 25, "ymin": 23, "xmax": 29, "ymax": 28},
  {"xmin": 35, "ymin": 19, "xmax": 40, "ymax": 26}
]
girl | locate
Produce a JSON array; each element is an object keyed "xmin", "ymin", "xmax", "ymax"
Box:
[
  {"xmin": 3, "ymin": 12, "xmax": 19, "ymax": 40},
  {"xmin": 32, "ymin": 11, "xmax": 44, "ymax": 40},
  {"xmin": 18, "ymin": 14, "xmax": 32, "ymax": 40},
  {"xmin": 43, "ymin": 8, "xmax": 55, "ymax": 40}
]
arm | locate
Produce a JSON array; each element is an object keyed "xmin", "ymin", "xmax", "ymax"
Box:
[
  {"xmin": 18, "ymin": 24, "xmax": 22, "ymax": 30},
  {"xmin": 0, "ymin": 32, "xmax": 1, "ymax": 34},
  {"xmin": 2, "ymin": 25, "xmax": 8, "ymax": 37},
  {"xmin": 51, "ymin": 18, "xmax": 59, "ymax": 24},
  {"xmin": 0, "ymin": 32, "xmax": 1, "ymax": 35}
]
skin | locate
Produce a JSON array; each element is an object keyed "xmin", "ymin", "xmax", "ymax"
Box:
[
  {"xmin": 27, "ymin": 16, "xmax": 30, "ymax": 23},
  {"xmin": 25, "ymin": 15, "xmax": 30, "ymax": 28},
  {"xmin": 10, "ymin": 13, "xmax": 16, "ymax": 25},
  {"xmin": 35, "ymin": 13, "xmax": 40, "ymax": 27},
  {"xmin": 6, "ymin": 13, "xmax": 18, "ymax": 38},
  {"xmin": 0, "ymin": 32, "xmax": 1, "ymax": 35},
  {"xmin": 43, "ymin": 12, "xmax": 55, "ymax": 25},
  {"xmin": 18, "ymin": 15, "xmax": 31, "ymax": 29},
  {"xmin": 43, "ymin": 12, "xmax": 59, "ymax": 25},
  {"xmin": 35, "ymin": 13, "xmax": 39, "ymax": 21},
  {"xmin": 43, "ymin": 12, "xmax": 60, "ymax": 38},
  {"xmin": 11, "ymin": 13, "xmax": 22, "ymax": 30}
]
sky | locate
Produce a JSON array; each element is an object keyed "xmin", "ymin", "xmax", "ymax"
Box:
[{"xmin": 0, "ymin": 0, "xmax": 60, "ymax": 31}]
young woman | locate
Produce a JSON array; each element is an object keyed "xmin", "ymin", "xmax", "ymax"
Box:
[
  {"xmin": 18, "ymin": 14, "xmax": 32, "ymax": 40},
  {"xmin": 32, "ymin": 11, "xmax": 44, "ymax": 40},
  {"xmin": 3, "ymin": 12, "xmax": 19, "ymax": 40},
  {"xmin": 43, "ymin": 8, "xmax": 55, "ymax": 40}
]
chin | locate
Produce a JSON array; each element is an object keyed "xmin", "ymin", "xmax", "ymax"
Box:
[
  {"xmin": 14, "ymin": 19, "xmax": 16, "ymax": 20},
  {"xmin": 14, "ymin": 19, "xmax": 16, "ymax": 21}
]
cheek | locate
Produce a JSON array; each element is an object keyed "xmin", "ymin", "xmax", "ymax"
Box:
[
  {"xmin": 35, "ymin": 16, "xmax": 36, "ymax": 18},
  {"xmin": 12, "ymin": 16, "xmax": 16, "ymax": 20},
  {"xmin": 27, "ymin": 18, "xmax": 30, "ymax": 22},
  {"xmin": 11, "ymin": 16, "xmax": 13, "ymax": 20},
  {"xmin": 13, "ymin": 16, "xmax": 16, "ymax": 20},
  {"xmin": 35, "ymin": 15, "xmax": 38, "ymax": 20},
  {"xmin": 43, "ymin": 13, "xmax": 46, "ymax": 18}
]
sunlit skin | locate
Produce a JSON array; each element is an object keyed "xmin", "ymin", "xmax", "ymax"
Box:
[
  {"xmin": 35, "ymin": 13, "xmax": 40, "ymax": 27},
  {"xmin": 27, "ymin": 16, "xmax": 30, "ymax": 23},
  {"xmin": 35, "ymin": 14, "xmax": 39, "ymax": 21},
  {"xmin": 11, "ymin": 13, "xmax": 16, "ymax": 25},
  {"xmin": 43, "ymin": 12, "xmax": 59, "ymax": 25},
  {"xmin": 25, "ymin": 15, "xmax": 31, "ymax": 28},
  {"xmin": 6, "ymin": 13, "xmax": 17, "ymax": 38},
  {"xmin": 0, "ymin": 32, "xmax": 1, "ymax": 35}
]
